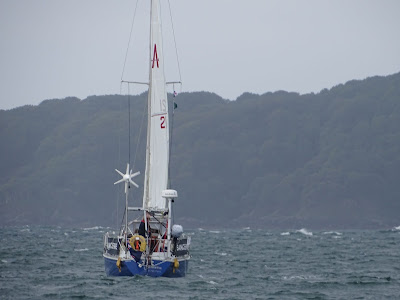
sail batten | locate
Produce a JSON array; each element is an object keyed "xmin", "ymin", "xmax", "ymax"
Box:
[{"xmin": 142, "ymin": 0, "xmax": 169, "ymax": 211}]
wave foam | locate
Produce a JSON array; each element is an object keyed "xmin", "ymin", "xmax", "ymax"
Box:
[
  {"xmin": 83, "ymin": 226, "xmax": 103, "ymax": 231},
  {"xmin": 323, "ymin": 231, "xmax": 342, "ymax": 236},
  {"xmin": 296, "ymin": 228, "xmax": 313, "ymax": 236}
]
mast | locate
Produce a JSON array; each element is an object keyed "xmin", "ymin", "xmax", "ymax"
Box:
[{"xmin": 142, "ymin": 0, "xmax": 170, "ymax": 212}]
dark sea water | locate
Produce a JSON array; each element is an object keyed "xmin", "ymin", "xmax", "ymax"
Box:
[{"xmin": 1, "ymin": 225, "xmax": 400, "ymax": 299}]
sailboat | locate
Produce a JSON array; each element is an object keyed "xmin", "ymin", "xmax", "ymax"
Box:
[{"xmin": 103, "ymin": 0, "xmax": 190, "ymax": 277}]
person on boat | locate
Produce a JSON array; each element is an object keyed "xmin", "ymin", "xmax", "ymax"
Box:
[
  {"xmin": 139, "ymin": 211, "xmax": 157, "ymax": 253},
  {"xmin": 139, "ymin": 212, "xmax": 151, "ymax": 238}
]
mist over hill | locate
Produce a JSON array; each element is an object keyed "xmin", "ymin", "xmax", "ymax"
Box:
[{"xmin": 1, "ymin": 72, "xmax": 400, "ymax": 229}]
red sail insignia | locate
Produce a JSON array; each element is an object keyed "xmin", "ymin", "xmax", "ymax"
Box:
[{"xmin": 152, "ymin": 44, "xmax": 159, "ymax": 68}]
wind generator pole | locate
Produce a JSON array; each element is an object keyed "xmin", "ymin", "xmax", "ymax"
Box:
[
  {"xmin": 125, "ymin": 186, "xmax": 129, "ymax": 250},
  {"xmin": 114, "ymin": 162, "xmax": 140, "ymax": 254}
]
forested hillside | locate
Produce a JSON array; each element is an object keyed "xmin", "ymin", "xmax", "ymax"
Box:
[{"xmin": 1, "ymin": 72, "xmax": 400, "ymax": 229}]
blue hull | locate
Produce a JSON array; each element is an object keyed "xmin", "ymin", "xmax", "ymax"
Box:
[
  {"xmin": 104, "ymin": 256, "xmax": 188, "ymax": 277},
  {"xmin": 104, "ymin": 256, "xmax": 132, "ymax": 276}
]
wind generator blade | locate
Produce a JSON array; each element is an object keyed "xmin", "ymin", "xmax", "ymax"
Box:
[
  {"xmin": 114, "ymin": 178, "xmax": 125, "ymax": 185},
  {"xmin": 130, "ymin": 171, "xmax": 140, "ymax": 178},
  {"xmin": 129, "ymin": 179, "xmax": 139, "ymax": 188},
  {"xmin": 115, "ymin": 169, "xmax": 124, "ymax": 177}
]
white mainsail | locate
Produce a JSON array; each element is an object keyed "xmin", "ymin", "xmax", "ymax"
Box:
[{"xmin": 142, "ymin": 0, "xmax": 170, "ymax": 211}]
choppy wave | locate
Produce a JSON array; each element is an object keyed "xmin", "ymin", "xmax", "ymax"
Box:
[
  {"xmin": 82, "ymin": 226, "xmax": 103, "ymax": 231},
  {"xmin": 283, "ymin": 274, "xmax": 321, "ymax": 281},
  {"xmin": 323, "ymin": 231, "xmax": 342, "ymax": 236},
  {"xmin": 1, "ymin": 226, "xmax": 399, "ymax": 299},
  {"xmin": 296, "ymin": 228, "xmax": 313, "ymax": 236}
]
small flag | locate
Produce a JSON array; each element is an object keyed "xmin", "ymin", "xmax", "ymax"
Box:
[{"xmin": 173, "ymin": 90, "xmax": 178, "ymax": 97}]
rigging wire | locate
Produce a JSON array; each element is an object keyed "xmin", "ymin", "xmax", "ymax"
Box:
[
  {"xmin": 168, "ymin": 98, "xmax": 175, "ymax": 189},
  {"xmin": 167, "ymin": 0, "xmax": 182, "ymax": 90},
  {"xmin": 115, "ymin": 87, "xmax": 125, "ymax": 229},
  {"xmin": 121, "ymin": 0, "xmax": 139, "ymax": 82},
  {"xmin": 119, "ymin": 203, "xmax": 126, "ymax": 235},
  {"xmin": 117, "ymin": 0, "xmax": 138, "ymax": 231},
  {"xmin": 128, "ymin": 85, "xmax": 131, "ymax": 167},
  {"xmin": 118, "ymin": 82, "xmax": 147, "ymax": 235},
  {"xmin": 166, "ymin": 0, "xmax": 182, "ymax": 188},
  {"xmin": 132, "ymin": 89, "xmax": 148, "ymax": 169}
]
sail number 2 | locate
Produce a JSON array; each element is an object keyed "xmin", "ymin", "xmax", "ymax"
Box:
[
  {"xmin": 160, "ymin": 98, "xmax": 167, "ymax": 129},
  {"xmin": 160, "ymin": 116, "xmax": 166, "ymax": 129}
]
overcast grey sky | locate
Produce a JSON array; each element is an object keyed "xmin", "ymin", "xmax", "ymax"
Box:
[{"xmin": 1, "ymin": 0, "xmax": 399, "ymax": 110}]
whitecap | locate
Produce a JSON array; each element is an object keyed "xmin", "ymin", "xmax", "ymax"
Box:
[
  {"xmin": 74, "ymin": 248, "xmax": 89, "ymax": 252},
  {"xmin": 392, "ymin": 226, "xmax": 400, "ymax": 231},
  {"xmin": 281, "ymin": 232, "xmax": 290, "ymax": 236},
  {"xmin": 20, "ymin": 228, "xmax": 30, "ymax": 232},
  {"xmin": 64, "ymin": 232, "xmax": 69, "ymax": 236},
  {"xmin": 1, "ymin": 260, "xmax": 8, "ymax": 263},
  {"xmin": 215, "ymin": 252, "xmax": 228, "ymax": 256},
  {"xmin": 208, "ymin": 281, "xmax": 218, "ymax": 285},
  {"xmin": 296, "ymin": 228, "xmax": 313, "ymax": 236},
  {"xmin": 209, "ymin": 230, "xmax": 220, "ymax": 234},
  {"xmin": 323, "ymin": 231, "xmax": 342, "ymax": 236},
  {"xmin": 83, "ymin": 226, "xmax": 102, "ymax": 231}
]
